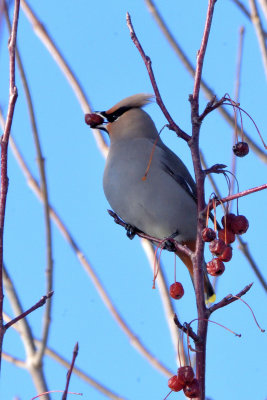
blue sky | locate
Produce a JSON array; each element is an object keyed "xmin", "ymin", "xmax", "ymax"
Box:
[{"xmin": 0, "ymin": 1, "xmax": 266, "ymax": 399}]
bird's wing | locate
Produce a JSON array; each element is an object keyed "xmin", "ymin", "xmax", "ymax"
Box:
[{"xmin": 157, "ymin": 141, "xmax": 197, "ymax": 203}]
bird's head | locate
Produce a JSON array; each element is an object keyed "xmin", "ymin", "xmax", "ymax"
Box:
[{"xmin": 85, "ymin": 94, "xmax": 157, "ymax": 141}]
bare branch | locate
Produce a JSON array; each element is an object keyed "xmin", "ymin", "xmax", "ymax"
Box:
[
  {"xmin": 189, "ymin": 2, "xmax": 218, "ymax": 398},
  {"xmin": 193, "ymin": 0, "xmax": 217, "ymax": 103},
  {"xmin": 0, "ymin": 0, "xmax": 20, "ymax": 369},
  {"xmin": 230, "ymin": 26, "xmax": 245, "ymax": 197},
  {"xmin": 208, "ymin": 283, "xmax": 253, "ymax": 314},
  {"xmin": 231, "ymin": 0, "xmax": 252, "ymax": 19},
  {"xmin": 173, "ymin": 314, "xmax": 200, "ymax": 343},
  {"xmin": 126, "ymin": 12, "xmax": 190, "ymax": 142},
  {"xmin": 218, "ymin": 183, "xmax": 267, "ymax": 204},
  {"xmin": 3, "ymin": 266, "xmax": 36, "ymax": 354},
  {"xmin": 4, "ymin": 292, "xmax": 53, "ymax": 331},
  {"xmin": 231, "ymin": 0, "xmax": 267, "ymax": 38},
  {"xmin": 2, "ymin": 352, "xmax": 25, "ymax": 368},
  {"xmin": 3, "ymin": 267, "xmax": 50, "ymax": 397},
  {"xmin": 141, "ymin": 239, "xmax": 188, "ymax": 366},
  {"xmin": 43, "ymin": 343, "xmax": 127, "ymax": 400},
  {"xmin": 237, "ymin": 239, "xmax": 267, "ymax": 292},
  {"xmin": 249, "ymin": 0, "xmax": 267, "ymax": 79},
  {"xmin": 62, "ymin": 343, "xmax": 79, "ymax": 400},
  {"xmin": 258, "ymin": 0, "xmax": 267, "ymax": 21}
]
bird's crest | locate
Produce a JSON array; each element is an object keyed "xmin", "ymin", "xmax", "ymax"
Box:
[{"xmin": 106, "ymin": 93, "xmax": 154, "ymax": 114}]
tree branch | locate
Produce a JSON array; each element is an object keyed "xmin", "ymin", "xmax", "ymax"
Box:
[
  {"xmin": 189, "ymin": 2, "xmax": 217, "ymax": 398},
  {"xmin": 0, "ymin": 0, "xmax": 20, "ymax": 370},
  {"xmin": 62, "ymin": 342, "xmax": 79, "ymax": 400},
  {"xmin": 4, "ymin": 292, "xmax": 53, "ymax": 331},
  {"xmin": 249, "ymin": 0, "xmax": 267, "ymax": 79},
  {"xmin": 193, "ymin": 0, "xmax": 217, "ymax": 103},
  {"xmin": 126, "ymin": 12, "xmax": 190, "ymax": 141},
  {"xmin": 208, "ymin": 283, "xmax": 253, "ymax": 315},
  {"xmin": 2, "ymin": 267, "xmax": 50, "ymax": 398}
]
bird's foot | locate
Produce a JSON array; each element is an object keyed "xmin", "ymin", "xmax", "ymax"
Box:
[
  {"xmin": 125, "ymin": 224, "xmax": 138, "ymax": 240},
  {"xmin": 163, "ymin": 239, "xmax": 176, "ymax": 252}
]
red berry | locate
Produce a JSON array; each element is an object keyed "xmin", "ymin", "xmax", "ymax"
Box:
[
  {"xmin": 207, "ymin": 258, "xmax": 225, "ymax": 276},
  {"xmin": 168, "ymin": 375, "xmax": 184, "ymax": 392},
  {"xmin": 230, "ymin": 215, "xmax": 249, "ymax": 235},
  {"xmin": 218, "ymin": 245, "xmax": 233, "ymax": 262},
  {"xmin": 218, "ymin": 228, "xmax": 235, "ymax": 244},
  {"xmin": 169, "ymin": 282, "xmax": 184, "ymax": 300},
  {"xmin": 209, "ymin": 238, "xmax": 226, "ymax": 256},
  {"xmin": 233, "ymin": 141, "xmax": 249, "ymax": 157},
  {"xmin": 85, "ymin": 113, "xmax": 104, "ymax": 127},
  {"xmin": 221, "ymin": 213, "xmax": 236, "ymax": 230},
  {"xmin": 177, "ymin": 366, "xmax": 194, "ymax": 385},
  {"xmin": 183, "ymin": 378, "xmax": 200, "ymax": 398},
  {"xmin": 201, "ymin": 227, "xmax": 216, "ymax": 242}
]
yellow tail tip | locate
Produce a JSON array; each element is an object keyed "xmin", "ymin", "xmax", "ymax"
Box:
[{"xmin": 206, "ymin": 293, "xmax": 216, "ymax": 304}]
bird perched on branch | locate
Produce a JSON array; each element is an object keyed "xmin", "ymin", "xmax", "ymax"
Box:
[{"xmin": 85, "ymin": 93, "xmax": 215, "ymax": 302}]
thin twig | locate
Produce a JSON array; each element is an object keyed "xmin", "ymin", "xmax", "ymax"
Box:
[
  {"xmin": 141, "ymin": 239, "xmax": 187, "ymax": 366},
  {"xmin": 249, "ymin": 0, "xmax": 267, "ymax": 79},
  {"xmin": 258, "ymin": 0, "xmax": 267, "ymax": 22},
  {"xmin": 2, "ymin": 352, "xmax": 25, "ymax": 368},
  {"xmin": 144, "ymin": 0, "xmax": 267, "ymax": 163},
  {"xmin": 237, "ymin": 239, "xmax": 267, "ymax": 292},
  {"xmin": 20, "ymin": 0, "xmax": 108, "ymax": 157},
  {"xmin": 232, "ymin": 0, "xmax": 252, "ymax": 19},
  {"xmin": 3, "ymin": 266, "xmax": 50, "ymax": 397},
  {"xmin": 173, "ymin": 314, "xmax": 200, "ymax": 343},
  {"xmin": 0, "ymin": 0, "xmax": 20, "ymax": 370},
  {"xmin": 218, "ymin": 183, "xmax": 267, "ymax": 204},
  {"xmin": 230, "ymin": 26, "xmax": 245, "ymax": 198},
  {"xmin": 4, "ymin": 0, "xmax": 53, "ymax": 365},
  {"xmin": 62, "ymin": 342, "xmax": 79, "ymax": 400},
  {"xmin": 209, "ymin": 283, "xmax": 253, "ymax": 314},
  {"xmin": 43, "ymin": 343, "xmax": 127, "ymax": 400},
  {"xmin": 231, "ymin": 0, "xmax": 267, "ymax": 38},
  {"xmin": 193, "ymin": 0, "xmax": 216, "ymax": 102},
  {"xmin": 126, "ymin": 12, "xmax": 190, "ymax": 142},
  {"xmin": 4, "ymin": 292, "xmax": 53, "ymax": 331}
]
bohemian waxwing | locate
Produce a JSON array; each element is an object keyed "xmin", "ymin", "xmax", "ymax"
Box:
[{"xmin": 86, "ymin": 94, "xmax": 215, "ymax": 302}]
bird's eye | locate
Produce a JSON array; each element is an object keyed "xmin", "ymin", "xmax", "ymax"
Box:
[{"xmin": 105, "ymin": 106, "xmax": 131, "ymax": 123}]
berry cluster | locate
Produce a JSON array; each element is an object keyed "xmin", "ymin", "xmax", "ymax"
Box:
[
  {"xmin": 168, "ymin": 366, "xmax": 199, "ymax": 398},
  {"xmin": 202, "ymin": 213, "xmax": 249, "ymax": 276}
]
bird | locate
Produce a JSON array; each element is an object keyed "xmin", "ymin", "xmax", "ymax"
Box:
[{"xmin": 85, "ymin": 93, "xmax": 215, "ymax": 302}]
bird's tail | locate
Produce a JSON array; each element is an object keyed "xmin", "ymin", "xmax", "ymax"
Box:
[{"xmin": 175, "ymin": 241, "xmax": 216, "ymax": 303}]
